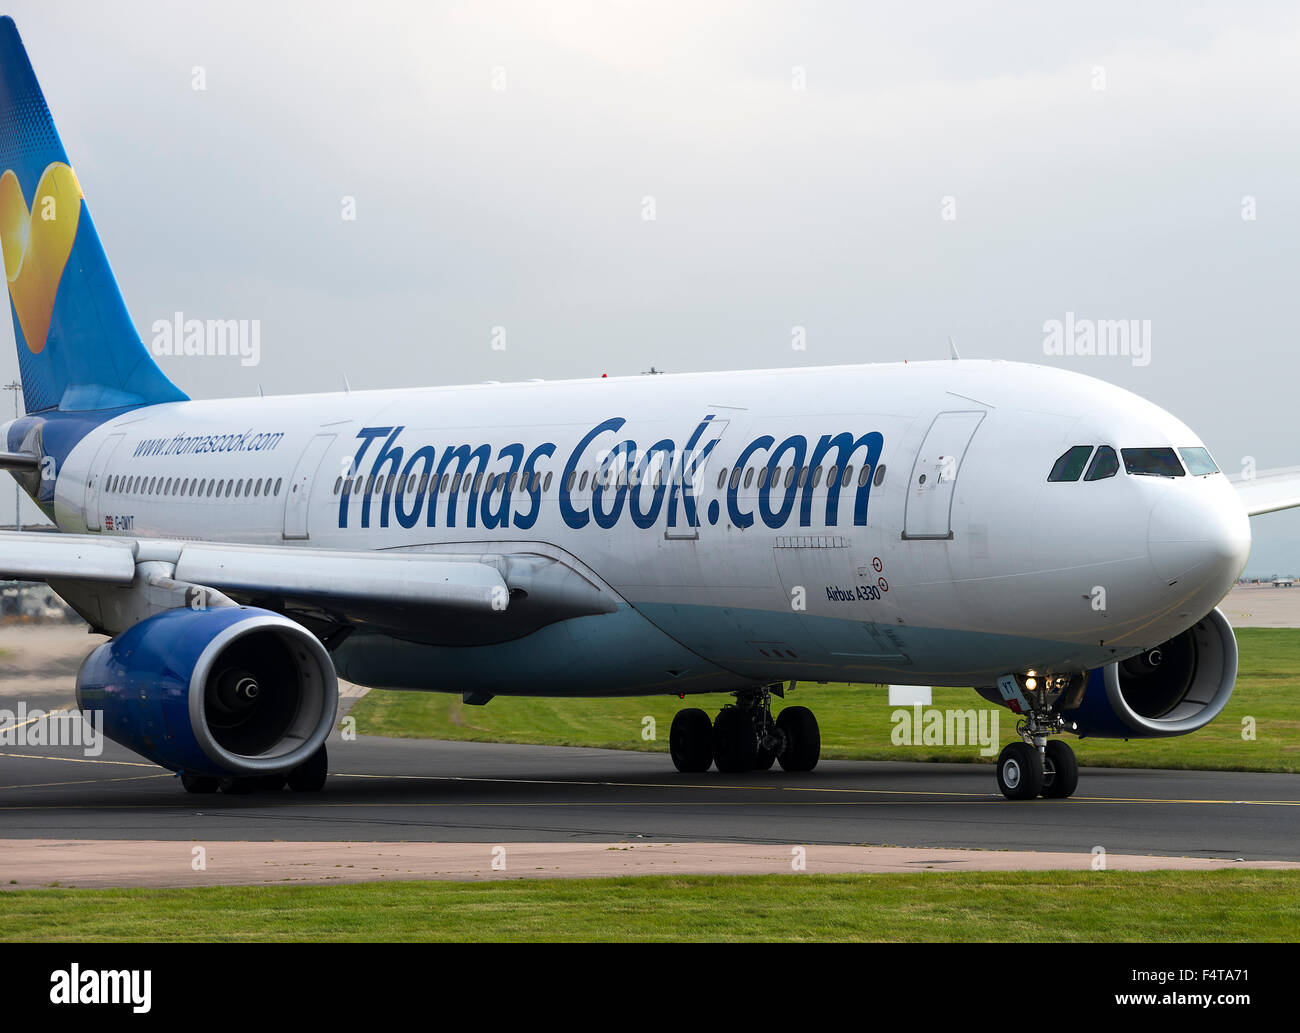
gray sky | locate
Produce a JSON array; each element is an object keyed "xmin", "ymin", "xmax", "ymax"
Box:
[{"xmin": 2, "ymin": 1, "xmax": 1297, "ymax": 575}]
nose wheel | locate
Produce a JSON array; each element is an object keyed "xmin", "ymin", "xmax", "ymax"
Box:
[
  {"xmin": 1041, "ymin": 739, "xmax": 1079, "ymax": 798},
  {"xmin": 993, "ymin": 672, "xmax": 1084, "ymax": 800},
  {"xmin": 996, "ymin": 738, "xmax": 1079, "ymax": 800}
]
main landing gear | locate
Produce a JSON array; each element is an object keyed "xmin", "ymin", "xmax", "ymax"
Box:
[
  {"xmin": 994, "ymin": 678, "xmax": 1081, "ymax": 800},
  {"xmin": 669, "ymin": 686, "xmax": 820, "ymax": 774},
  {"xmin": 179, "ymin": 745, "xmax": 329, "ymax": 795}
]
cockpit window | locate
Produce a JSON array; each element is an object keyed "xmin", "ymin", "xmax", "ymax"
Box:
[
  {"xmin": 1179, "ymin": 447, "xmax": 1219, "ymax": 476},
  {"xmin": 1084, "ymin": 445, "xmax": 1119, "ymax": 481},
  {"xmin": 1048, "ymin": 446, "xmax": 1093, "ymax": 482},
  {"xmin": 1121, "ymin": 447, "xmax": 1185, "ymax": 477}
]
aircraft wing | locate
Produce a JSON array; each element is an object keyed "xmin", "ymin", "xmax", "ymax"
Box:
[
  {"xmin": 0, "ymin": 530, "xmax": 616, "ymax": 642},
  {"xmin": 0, "ymin": 531, "xmax": 506, "ymax": 608},
  {"xmin": 1231, "ymin": 466, "xmax": 1300, "ymax": 517}
]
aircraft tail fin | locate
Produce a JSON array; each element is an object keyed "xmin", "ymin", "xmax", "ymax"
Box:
[{"xmin": 0, "ymin": 17, "xmax": 186, "ymax": 414}]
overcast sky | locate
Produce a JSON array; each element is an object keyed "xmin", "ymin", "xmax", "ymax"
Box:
[{"xmin": 2, "ymin": 1, "xmax": 1297, "ymax": 574}]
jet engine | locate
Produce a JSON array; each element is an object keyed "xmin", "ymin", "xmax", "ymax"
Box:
[
  {"xmin": 76, "ymin": 606, "xmax": 337, "ymax": 777},
  {"xmin": 1064, "ymin": 607, "xmax": 1237, "ymax": 738}
]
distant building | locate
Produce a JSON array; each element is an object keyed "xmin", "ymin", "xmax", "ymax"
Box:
[{"xmin": 0, "ymin": 581, "xmax": 78, "ymax": 621}]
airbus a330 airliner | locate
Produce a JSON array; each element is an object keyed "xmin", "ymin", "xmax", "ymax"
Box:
[{"xmin": 0, "ymin": 19, "xmax": 1296, "ymax": 800}]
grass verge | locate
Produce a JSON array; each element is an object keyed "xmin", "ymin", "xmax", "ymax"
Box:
[
  {"xmin": 5, "ymin": 871, "xmax": 1298, "ymax": 941},
  {"xmin": 350, "ymin": 628, "xmax": 1300, "ymax": 772}
]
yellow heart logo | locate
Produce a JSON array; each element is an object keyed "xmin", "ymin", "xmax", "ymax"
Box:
[{"xmin": 0, "ymin": 162, "xmax": 82, "ymax": 355}]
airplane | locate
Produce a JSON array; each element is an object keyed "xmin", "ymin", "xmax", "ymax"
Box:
[{"xmin": 0, "ymin": 17, "xmax": 1297, "ymax": 802}]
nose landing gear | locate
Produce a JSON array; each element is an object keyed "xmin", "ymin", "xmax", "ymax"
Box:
[
  {"xmin": 669, "ymin": 685, "xmax": 821, "ymax": 774},
  {"xmin": 994, "ymin": 673, "xmax": 1083, "ymax": 800}
]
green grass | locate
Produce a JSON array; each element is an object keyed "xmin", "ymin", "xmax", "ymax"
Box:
[
  {"xmin": 350, "ymin": 628, "xmax": 1300, "ymax": 773},
  {"xmin": 5, "ymin": 871, "xmax": 1297, "ymax": 941}
]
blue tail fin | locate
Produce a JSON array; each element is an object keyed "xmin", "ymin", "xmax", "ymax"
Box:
[{"xmin": 0, "ymin": 17, "xmax": 186, "ymax": 413}]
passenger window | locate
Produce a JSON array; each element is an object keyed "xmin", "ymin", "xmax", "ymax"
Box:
[
  {"xmin": 873, "ymin": 464, "xmax": 886, "ymax": 487},
  {"xmin": 730, "ymin": 468, "xmax": 742, "ymax": 490},
  {"xmin": 758, "ymin": 467, "xmax": 769, "ymax": 489},
  {"xmin": 1121, "ymin": 447, "xmax": 1185, "ymax": 478},
  {"xmin": 543, "ymin": 472, "xmax": 553, "ymax": 492},
  {"xmin": 274, "ymin": 478, "xmax": 282, "ymax": 496},
  {"xmin": 717, "ymin": 469, "xmax": 728, "ymax": 490},
  {"xmin": 811, "ymin": 466, "xmax": 823, "ymax": 488},
  {"xmin": 1085, "ymin": 446, "xmax": 1119, "ymax": 481},
  {"xmin": 743, "ymin": 467, "xmax": 754, "ymax": 489},
  {"xmin": 1179, "ymin": 447, "xmax": 1219, "ymax": 476},
  {"xmin": 1049, "ymin": 445, "xmax": 1093, "ymax": 482}
]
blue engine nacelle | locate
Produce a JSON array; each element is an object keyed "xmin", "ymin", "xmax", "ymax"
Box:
[
  {"xmin": 76, "ymin": 606, "xmax": 337, "ymax": 777},
  {"xmin": 1064, "ymin": 607, "xmax": 1238, "ymax": 739}
]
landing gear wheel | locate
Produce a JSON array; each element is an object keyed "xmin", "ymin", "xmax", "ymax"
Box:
[
  {"xmin": 220, "ymin": 777, "xmax": 257, "ymax": 795},
  {"xmin": 180, "ymin": 772, "xmax": 220, "ymax": 794},
  {"xmin": 753, "ymin": 738, "xmax": 777, "ymax": 771},
  {"xmin": 776, "ymin": 706, "xmax": 820, "ymax": 772},
  {"xmin": 669, "ymin": 708, "xmax": 714, "ymax": 773},
  {"xmin": 286, "ymin": 745, "xmax": 328, "ymax": 792},
  {"xmin": 1041, "ymin": 740, "xmax": 1079, "ymax": 799},
  {"xmin": 996, "ymin": 742, "xmax": 1044, "ymax": 800},
  {"xmin": 713, "ymin": 707, "xmax": 759, "ymax": 773}
]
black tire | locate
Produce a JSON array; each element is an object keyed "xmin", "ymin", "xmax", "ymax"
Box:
[
  {"xmin": 996, "ymin": 742, "xmax": 1044, "ymax": 800},
  {"xmin": 713, "ymin": 707, "xmax": 759, "ymax": 773},
  {"xmin": 776, "ymin": 706, "xmax": 820, "ymax": 772},
  {"xmin": 753, "ymin": 737, "xmax": 777, "ymax": 771},
  {"xmin": 220, "ymin": 777, "xmax": 258, "ymax": 795},
  {"xmin": 286, "ymin": 745, "xmax": 328, "ymax": 792},
  {"xmin": 1041, "ymin": 739, "xmax": 1079, "ymax": 799},
  {"xmin": 180, "ymin": 771, "xmax": 220, "ymax": 794},
  {"xmin": 669, "ymin": 708, "xmax": 713, "ymax": 773}
]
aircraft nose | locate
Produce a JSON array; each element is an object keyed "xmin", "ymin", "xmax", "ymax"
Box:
[{"xmin": 1147, "ymin": 490, "xmax": 1251, "ymax": 588}]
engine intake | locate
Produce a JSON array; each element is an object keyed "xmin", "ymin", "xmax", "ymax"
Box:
[
  {"xmin": 77, "ymin": 606, "xmax": 337, "ymax": 776},
  {"xmin": 1065, "ymin": 606, "xmax": 1237, "ymax": 738}
]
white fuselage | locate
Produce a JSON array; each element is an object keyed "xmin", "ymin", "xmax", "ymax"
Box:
[{"xmin": 45, "ymin": 360, "xmax": 1251, "ymax": 695}]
